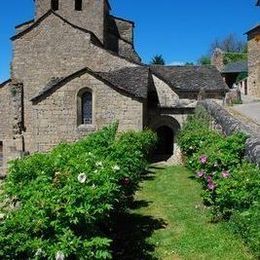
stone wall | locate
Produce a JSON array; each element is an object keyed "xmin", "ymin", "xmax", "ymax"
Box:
[
  {"xmin": 199, "ymin": 99, "xmax": 260, "ymax": 165},
  {"xmin": 35, "ymin": 0, "xmax": 108, "ymax": 43},
  {"xmin": 30, "ymin": 72, "xmax": 144, "ymax": 153},
  {"xmin": 0, "ymin": 82, "xmax": 25, "ymax": 176},
  {"xmin": 152, "ymin": 75, "xmax": 179, "ymax": 107},
  {"xmin": 247, "ymin": 31, "xmax": 260, "ymax": 97},
  {"xmin": 211, "ymin": 48, "xmax": 225, "ymax": 71}
]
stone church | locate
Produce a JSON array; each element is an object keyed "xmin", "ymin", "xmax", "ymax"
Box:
[{"xmin": 0, "ymin": 0, "xmax": 228, "ymax": 174}]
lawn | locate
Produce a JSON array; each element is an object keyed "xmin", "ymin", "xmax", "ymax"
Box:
[{"xmin": 112, "ymin": 165, "xmax": 254, "ymax": 260}]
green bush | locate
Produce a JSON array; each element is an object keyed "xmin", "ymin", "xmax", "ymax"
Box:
[
  {"xmin": 0, "ymin": 123, "xmax": 157, "ymax": 259},
  {"xmin": 178, "ymin": 107, "xmax": 260, "ymax": 256},
  {"xmin": 223, "ymin": 52, "xmax": 247, "ymax": 65},
  {"xmin": 231, "ymin": 202, "xmax": 260, "ymax": 258}
]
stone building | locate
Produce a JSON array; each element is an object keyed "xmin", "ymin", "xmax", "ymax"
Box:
[
  {"xmin": 0, "ymin": 0, "xmax": 228, "ymax": 175},
  {"xmin": 246, "ymin": 25, "xmax": 260, "ymax": 97},
  {"xmin": 211, "ymin": 48, "xmax": 248, "ymax": 89}
]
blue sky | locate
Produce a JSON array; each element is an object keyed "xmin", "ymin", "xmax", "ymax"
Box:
[{"xmin": 0, "ymin": 0, "xmax": 259, "ymax": 82}]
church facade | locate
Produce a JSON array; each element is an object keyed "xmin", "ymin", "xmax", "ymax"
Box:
[{"xmin": 0, "ymin": 0, "xmax": 228, "ymax": 174}]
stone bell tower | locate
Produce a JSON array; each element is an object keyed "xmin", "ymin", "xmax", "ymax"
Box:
[
  {"xmin": 34, "ymin": 0, "xmax": 111, "ymax": 43},
  {"xmin": 246, "ymin": 25, "xmax": 260, "ymax": 97}
]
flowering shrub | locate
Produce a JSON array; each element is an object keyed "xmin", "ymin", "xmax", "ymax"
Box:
[
  {"xmin": 0, "ymin": 123, "xmax": 157, "ymax": 259},
  {"xmin": 178, "ymin": 106, "xmax": 260, "ymax": 256}
]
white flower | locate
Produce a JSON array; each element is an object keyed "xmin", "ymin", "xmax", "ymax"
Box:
[
  {"xmin": 35, "ymin": 248, "xmax": 44, "ymax": 256},
  {"xmin": 112, "ymin": 165, "xmax": 120, "ymax": 172},
  {"xmin": 77, "ymin": 173, "xmax": 87, "ymax": 183},
  {"xmin": 55, "ymin": 171, "xmax": 61, "ymax": 176},
  {"xmin": 56, "ymin": 251, "xmax": 65, "ymax": 260},
  {"xmin": 94, "ymin": 169, "xmax": 98, "ymax": 174},
  {"xmin": 96, "ymin": 161, "xmax": 103, "ymax": 167},
  {"xmin": 0, "ymin": 213, "xmax": 5, "ymax": 220},
  {"xmin": 92, "ymin": 184, "xmax": 96, "ymax": 189}
]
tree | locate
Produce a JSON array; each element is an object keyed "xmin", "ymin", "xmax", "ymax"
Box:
[
  {"xmin": 197, "ymin": 56, "xmax": 211, "ymax": 65},
  {"xmin": 150, "ymin": 55, "xmax": 165, "ymax": 65},
  {"xmin": 185, "ymin": 62, "xmax": 194, "ymax": 66},
  {"xmin": 209, "ymin": 33, "xmax": 247, "ymax": 55}
]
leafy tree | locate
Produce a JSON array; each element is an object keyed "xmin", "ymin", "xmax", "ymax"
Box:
[
  {"xmin": 185, "ymin": 62, "xmax": 194, "ymax": 66},
  {"xmin": 150, "ymin": 55, "xmax": 165, "ymax": 65},
  {"xmin": 197, "ymin": 56, "xmax": 211, "ymax": 65}
]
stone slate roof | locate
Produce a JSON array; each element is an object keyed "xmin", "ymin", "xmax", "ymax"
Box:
[
  {"xmin": 150, "ymin": 65, "xmax": 229, "ymax": 92},
  {"xmin": 97, "ymin": 66, "xmax": 149, "ymax": 99},
  {"xmin": 245, "ymin": 24, "xmax": 260, "ymax": 35},
  {"xmin": 0, "ymin": 79, "xmax": 11, "ymax": 89},
  {"xmin": 31, "ymin": 67, "xmax": 148, "ymax": 103},
  {"xmin": 32, "ymin": 64, "xmax": 229, "ymax": 103},
  {"xmin": 222, "ymin": 61, "xmax": 248, "ymax": 73}
]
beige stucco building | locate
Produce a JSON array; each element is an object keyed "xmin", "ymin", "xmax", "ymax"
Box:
[{"xmin": 0, "ymin": 0, "xmax": 228, "ymax": 175}]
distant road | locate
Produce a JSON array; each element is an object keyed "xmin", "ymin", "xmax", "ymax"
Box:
[{"xmin": 233, "ymin": 102, "xmax": 260, "ymax": 125}]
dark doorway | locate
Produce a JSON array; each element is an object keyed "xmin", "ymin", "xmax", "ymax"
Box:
[{"xmin": 153, "ymin": 126, "xmax": 174, "ymax": 162}]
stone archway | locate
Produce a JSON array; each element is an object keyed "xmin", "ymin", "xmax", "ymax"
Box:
[{"xmin": 149, "ymin": 116, "xmax": 181, "ymax": 163}]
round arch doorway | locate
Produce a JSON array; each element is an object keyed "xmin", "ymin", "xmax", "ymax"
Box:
[{"xmin": 154, "ymin": 125, "xmax": 174, "ymax": 162}]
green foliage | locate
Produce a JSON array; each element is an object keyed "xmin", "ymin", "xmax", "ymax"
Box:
[
  {"xmin": 197, "ymin": 55, "xmax": 211, "ymax": 65},
  {"xmin": 236, "ymin": 72, "xmax": 248, "ymax": 82},
  {"xmin": 231, "ymin": 202, "xmax": 260, "ymax": 258},
  {"xmin": 0, "ymin": 123, "xmax": 157, "ymax": 259},
  {"xmin": 150, "ymin": 55, "xmax": 165, "ymax": 65},
  {"xmin": 223, "ymin": 52, "xmax": 247, "ymax": 65},
  {"xmin": 178, "ymin": 108, "xmax": 260, "ymax": 256}
]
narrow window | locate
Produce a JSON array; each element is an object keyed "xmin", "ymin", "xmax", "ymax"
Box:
[
  {"xmin": 82, "ymin": 92, "xmax": 92, "ymax": 124},
  {"xmin": 0, "ymin": 141, "xmax": 3, "ymax": 168},
  {"xmin": 51, "ymin": 0, "xmax": 59, "ymax": 11},
  {"xmin": 75, "ymin": 0, "xmax": 82, "ymax": 11}
]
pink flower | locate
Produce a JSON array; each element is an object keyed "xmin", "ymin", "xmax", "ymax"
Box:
[
  {"xmin": 207, "ymin": 182, "xmax": 216, "ymax": 191},
  {"xmin": 221, "ymin": 171, "xmax": 230, "ymax": 178},
  {"xmin": 197, "ymin": 171, "xmax": 205, "ymax": 178},
  {"xmin": 207, "ymin": 176, "xmax": 213, "ymax": 182},
  {"xmin": 199, "ymin": 155, "xmax": 208, "ymax": 164}
]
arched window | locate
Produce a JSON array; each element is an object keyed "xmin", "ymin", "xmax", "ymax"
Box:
[
  {"xmin": 51, "ymin": 0, "xmax": 59, "ymax": 11},
  {"xmin": 0, "ymin": 141, "xmax": 3, "ymax": 168},
  {"xmin": 81, "ymin": 92, "xmax": 92, "ymax": 124},
  {"xmin": 75, "ymin": 0, "xmax": 82, "ymax": 11}
]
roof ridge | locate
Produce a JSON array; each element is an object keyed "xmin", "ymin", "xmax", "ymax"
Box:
[
  {"xmin": 11, "ymin": 10, "xmax": 103, "ymax": 46},
  {"xmin": 31, "ymin": 66, "xmax": 146, "ymax": 104}
]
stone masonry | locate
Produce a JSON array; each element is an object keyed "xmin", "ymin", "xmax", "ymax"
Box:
[{"xmin": 246, "ymin": 25, "xmax": 260, "ymax": 98}]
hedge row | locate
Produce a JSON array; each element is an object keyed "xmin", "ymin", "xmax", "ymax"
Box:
[
  {"xmin": 0, "ymin": 123, "xmax": 157, "ymax": 259},
  {"xmin": 178, "ymin": 107, "xmax": 260, "ymax": 257}
]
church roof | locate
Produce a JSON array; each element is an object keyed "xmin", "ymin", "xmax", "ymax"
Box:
[
  {"xmin": 31, "ymin": 66, "xmax": 148, "ymax": 103},
  {"xmin": 150, "ymin": 65, "xmax": 229, "ymax": 92},
  {"xmin": 245, "ymin": 24, "xmax": 260, "ymax": 35},
  {"xmin": 221, "ymin": 61, "xmax": 248, "ymax": 73},
  {"xmin": 0, "ymin": 79, "xmax": 11, "ymax": 89},
  {"xmin": 97, "ymin": 66, "xmax": 149, "ymax": 99}
]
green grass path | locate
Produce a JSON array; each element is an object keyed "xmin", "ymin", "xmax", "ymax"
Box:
[{"xmin": 114, "ymin": 165, "xmax": 254, "ymax": 260}]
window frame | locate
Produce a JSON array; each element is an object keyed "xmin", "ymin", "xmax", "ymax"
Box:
[
  {"xmin": 51, "ymin": 0, "xmax": 59, "ymax": 11},
  {"xmin": 75, "ymin": 0, "xmax": 83, "ymax": 11},
  {"xmin": 77, "ymin": 88, "xmax": 94, "ymax": 126}
]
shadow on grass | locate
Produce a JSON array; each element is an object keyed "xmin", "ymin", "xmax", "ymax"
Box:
[{"xmin": 112, "ymin": 209, "xmax": 167, "ymax": 260}]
